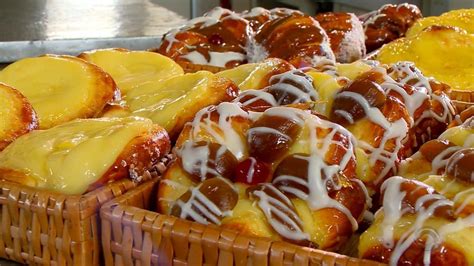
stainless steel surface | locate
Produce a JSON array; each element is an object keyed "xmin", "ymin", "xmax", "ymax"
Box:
[{"xmin": 0, "ymin": 0, "xmax": 186, "ymax": 62}]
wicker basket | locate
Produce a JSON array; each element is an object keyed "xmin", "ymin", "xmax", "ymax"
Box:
[
  {"xmin": 0, "ymin": 177, "xmax": 149, "ymax": 265},
  {"xmin": 101, "ymin": 178, "xmax": 385, "ymax": 266}
]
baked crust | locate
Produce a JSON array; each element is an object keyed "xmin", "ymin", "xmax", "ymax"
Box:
[
  {"xmin": 0, "ymin": 82, "xmax": 38, "ymax": 151},
  {"xmin": 0, "ymin": 55, "xmax": 119, "ymax": 129},
  {"xmin": 0, "ymin": 117, "xmax": 170, "ymax": 195}
]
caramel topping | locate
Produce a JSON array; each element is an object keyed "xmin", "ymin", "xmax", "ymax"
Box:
[
  {"xmin": 446, "ymin": 148, "xmax": 474, "ymax": 184},
  {"xmin": 420, "ymin": 139, "xmax": 456, "ymax": 162},
  {"xmin": 171, "ymin": 177, "xmax": 238, "ymax": 225},
  {"xmin": 247, "ymin": 183, "xmax": 311, "ymax": 245},
  {"xmin": 178, "ymin": 141, "xmax": 238, "ymax": 182},
  {"xmin": 331, "ymin": 73, "xmax": 387, "ymax": 125},
  {"xmin": 247, "ymin": 112, "xmax": 302, "ymax": 163}
]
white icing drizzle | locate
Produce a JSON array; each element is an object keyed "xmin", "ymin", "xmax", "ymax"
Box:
[
  {"xmin": 335, "ymin": 86, "xmax": 409, "ymax": 183},
  {"xmin": 180, "ymin": 50, "xmax": 246, "ymax": 68},
  {"xmin": 387, "ymin": 61, "xmax": 454, "ymax": 126},
  {"xmin": 267, "ymin": 69, "xmax": 318, "ymax": 104},
  {"xmin": 176, "ymin": 181, "xmax": 233, "ymax": 225},
  {"xmin": 379, "ymin": 176, "xmax": 474, "ymax": 266},
  {"xmin": 189, "ymin": 102, "xmax": 249, "ymax": 160},
  {"xmin": 269, "ymin": 108, "xmax": 361, "ymax": 230},
  {"xmin": 236, "ymin": 89, "xmax": 278, "ymax": 107},
  {"xmin": 252, "ymin": 183, "xmax": 310, "ymax": 241}
]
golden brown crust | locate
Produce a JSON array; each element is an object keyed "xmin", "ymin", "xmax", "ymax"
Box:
[
  {"xmin": 0, "ymin": 123, "xmax": 170, "ymax": 194},
  {"xmin": 0, "ymin": 82, "xmax": 38, "ymax": 151},
  {"xmin": 86, "ymin": 124, "xmax": 171, "ymax": 192},
  {"xmin": 167, "ymin": 76, "xmax": 239, "ymax": 139}
]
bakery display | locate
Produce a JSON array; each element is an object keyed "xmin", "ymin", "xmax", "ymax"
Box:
[
  {"xmin": 0, "ymin": 82, "xmax": 38, "ymax": 151},
  {"xmin": 1, "ymin": 3, "xmax": 473, "ymax": 266},
  {"xmin": 360, "ymin": 3, "xmax": 422, "ymax": 52},
  {"xmin": 0, "ymin": 55, "xmax": 118, "ymax": 129},
  {"xmin": 0, "ymin": 116, "xmax": 170, "ymax": 194}
]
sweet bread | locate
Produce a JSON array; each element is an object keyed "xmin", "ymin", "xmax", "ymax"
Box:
[
  {"xmin": 399, "ymin": 118, "xmax": 474, "ymax": 201},
  {"xmin": 102, "ymin": 71, "xmax": 238, "ymax": 139},
  {"xmin": 359, "ymin": 176, "xmax": 474, "ymax": 265},
  {"xmin": 0, "ymin": 55, "xmax": 119, "ymax": 129},
  {"xmin": 217, "ymin": 58, "xmax": 294, "ymax": 91},
  {"xmin": 328, "ymin": 63, "xmax": 455, "ymax": 191},
  {"xmin": 253, "ymin": 12, "xmax": 335, "ymax": 68},
  {"xmin": 156, "ymin": 7, "xmax": 250, "ymax": 69},
  {"xmin": 360, "ymin": 3, "xmax": 422, "ymax": 52},
  {"xmin": 0, "ymin": 83, "xmax": 38, "ymax": 151},
  {"xmin": 78, "ymin": 48, "xmax": 184, "ymax": 95},
  {"xmin": 0, "ymin": 117, "xmax": 170, "ymax": 194},
  {"xmin": 406, "ymin": 9, "xmax": 474, "ymax": 37},
  {"xmin": 156, "ymin": 7, "xmax": 335, "ymax": 69},
  {"xmin": 158, "ymin": 103, "xmax": 369, "ymax": 250},
  {"xmin": 377, "ymin": 26, "xmax": 474, "ymax": 94},
  {"xmin": 315, "ymin": 12, "xmax": 366, "ymax": 63}
]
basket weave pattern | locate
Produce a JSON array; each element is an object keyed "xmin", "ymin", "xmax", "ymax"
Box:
[
  {"xmin": 0, "ymin": 178, "xmax": 142, "ymax": 265},
  {"xmin": 101, "ymin": 178, "xmax": 385, "ymax": 266}
]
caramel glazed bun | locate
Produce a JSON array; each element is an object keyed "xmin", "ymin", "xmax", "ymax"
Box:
[
  {"xmin": 360, "ymin": 3, "xmax": 422, "ymax": 53},
  {"xmin": 156, "ymin": 7, "xmax": 346, "ymax": 69},
  {"xmin": 322, "ymin": 61, "xmax": 455, "ymax": 192},
  {"xmin": 159, "ymin": 102, "xmax": 370, "ymax": 250}
]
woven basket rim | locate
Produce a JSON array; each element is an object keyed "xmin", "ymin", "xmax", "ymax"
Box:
[{"xmin": 101, "ymin": 177, "xmax": 386, "ymax": 266}]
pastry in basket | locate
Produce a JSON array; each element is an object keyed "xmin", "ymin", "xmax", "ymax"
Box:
[
  {"xmin": 406, "ymin": 9, "xmax": 474, "ymax": 37},
  {"xmin": 155, "ymin": 7, "xmax": 250, "ymax": 70},
  {"xmin": 102, "ymin": 71, "xmax": 238, "ymax": 139},
  {"xmin": 252, "ymin": 11, "xmax": 335, "ymax": 68},
  {"xmin": 315, "ymin": 12, "xmax": 366, "ymax": 63},
  {"xmin": 377, "ymin": 26, "xmax": 474, "ymax": 107},
  {"xmin": 0, "ymin": 55, "xmax": 118, "ymax": 129},
  {"xmin": 217, "ymin": 58, "xmax": 294, "ymax": 91},
  {"xmin": 360, "ymin": 3, "xmax": 422, "ymax": 53},
  {"xmin": 398, "ymin": 117, "xmax": 474, "ymax": 202},
  {"xmin": 359, "ymin": 176, "xmax": 474, "ymax": 265},
  {"xmin": 78, "ymin": 48, "xmax": 184, "ymax": 95},
  {"xmin": 0, "ymin": 116, "xmax": 170, "ymax": 195},
  {"xmin": 0, "ymin": 82, "xmax": 38, "ymax": 151},
  {"xmin": 328, "ymin": 64, "xmax": 455, "ymax": 192},
  {"xmin": 158, "ymin": 103, "xmax": 370, "ymax": 250}
]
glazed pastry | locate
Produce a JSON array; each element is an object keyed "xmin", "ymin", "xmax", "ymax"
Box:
[
  {"xmin": 79, "ymin": 48, "xmax": 184, "ymax": 95},
  {"xmin": 399, "ymin": 117, "xmax": 474, "ymax": 204},
  {"xmin": 156, "ymin": 7, "xmax": 251, "ymax": 69},
  {"xmin": 253, "ymin": 12, "xmax": 335, "ymax": 68},
  {"xmin": 0, "ymin": 83, "xmax": 38, "ymax": 151},
  {"xmin": 328, "ymin": 64, "xmax": 455, "ymax": 192},
  {"xmin": 315, "ymin": 12, "xmax": 366, "ymax": 63},
  {"xmin": 406, "ymin": 9, "xmax": 474, "ymax": 37},
  {"xmin": 158, "ymin": 103, "xmax": 369, "ymax": 250},
  {"xmin": 359, "ymin": 176, "xmax": 474, "ymax": 265},
  {"xmin": 235, "ymin": 68, "xmax": 317, "ymax": 112},
  {"xmin": 0, "ymin": 55, "xmax": 118, "ymax": 129},
  {"xmin": 217, "ymin": 58, "xmax": 294, "ymax": 91},
  {"xmin": 360, "ymin": 3, "xmax": 422, "ymax": 52},
  {"xmin": 377, "ymin": 26, "xmax": 474, "ymax": 94},
  {"xmin": 241, "ymin": 7, "xmax": 303, "ymax": 31},
  {"xmin": 0, "ymin": 117, "xmax": 170, "ymax": 195},
  {"xmin": 102, "ymin": 71, "xmax": 238, "ymax": 139}
]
